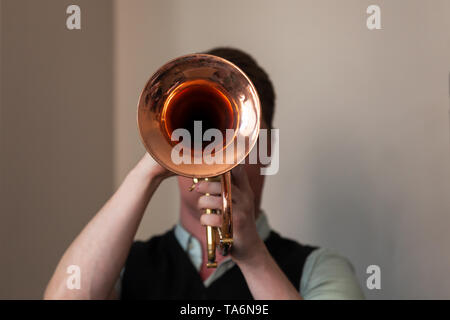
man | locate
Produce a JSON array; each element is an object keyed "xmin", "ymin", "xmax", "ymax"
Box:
[{"xmin": 44, "ymin": 48, "xmax": 364, "ymax": 300}]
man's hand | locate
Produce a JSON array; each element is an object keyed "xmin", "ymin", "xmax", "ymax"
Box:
[
  {"xmin": 132, "ymin": 153, "xmax": 174, "ymax": 182},
  {"xmin": 195, "ymin": 165, "xmax": 266, "ymax": 265},
  {"xmin": 195, "ymin": 165, "xmax": 302, "ymax": 299}
]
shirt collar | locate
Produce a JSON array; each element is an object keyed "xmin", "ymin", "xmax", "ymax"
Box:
[{"xmin": 174, "ymin": 210, "xmax": 271, "ymax": 273}]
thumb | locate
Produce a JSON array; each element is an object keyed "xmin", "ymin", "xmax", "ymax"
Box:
[{"xmin": 231, "ymin": 165, "xmax": 251, "ymax": 191}]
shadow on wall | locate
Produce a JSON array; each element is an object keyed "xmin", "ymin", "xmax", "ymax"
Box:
[
  {"xmin": 306, "ymin": 123, "xmax": 399, "ymax": 299},
  {"xmin": 0, "ymin": 0, "xmax": 114, "ymax": 299}
]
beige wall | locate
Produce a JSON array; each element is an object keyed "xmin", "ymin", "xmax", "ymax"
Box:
[
  {"xmin": 114, "ymin": 1, "xmax": 181, "ymax": 241},
  {"xmin": 115, "ymin": 0, "xmax": 450, "ymax": 299},
  {"xmin": 0, "ymin": 0, "xmax": 113, "ymax": 299}
]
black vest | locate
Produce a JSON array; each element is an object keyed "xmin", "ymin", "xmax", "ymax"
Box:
[{"xmin": 121, "ymin": 228, "xmax": 316, "ymax": 300}]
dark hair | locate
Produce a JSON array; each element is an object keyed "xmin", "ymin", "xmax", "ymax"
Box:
[{"xmin": 203, "ymin": 47, "xmax": 276, "ymax": 128}]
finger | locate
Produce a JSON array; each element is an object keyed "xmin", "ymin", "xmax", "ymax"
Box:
[
  {"xmin": 200, "ymin": 213, "xmax": 223, "ymax": 227},
  {"xmin": 197, "ymin": 195, "xmax": 222, "ymax": 210},
  {"xmin": 195, "ymin": 181, "xmax": 221, "ymax": 195}
]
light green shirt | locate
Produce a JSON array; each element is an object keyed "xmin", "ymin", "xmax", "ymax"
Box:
[{"xmin": 174, "ymin": 211, "xmax": 365, "ymax": 299}]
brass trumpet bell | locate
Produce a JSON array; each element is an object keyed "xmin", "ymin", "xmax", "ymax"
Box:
[{"xmin": 137, "ymin": 53, "xmax": 260, "ymax": 268}]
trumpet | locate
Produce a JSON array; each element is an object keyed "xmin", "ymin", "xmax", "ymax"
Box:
[{"xmin": 137, "ymin": 53, "xmax": 260, "ymax": 268}]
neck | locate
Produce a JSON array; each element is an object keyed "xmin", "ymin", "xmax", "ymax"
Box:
[{"xmin": 179, "ymin": 205, "xmax": 207, "ymax": 245}]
